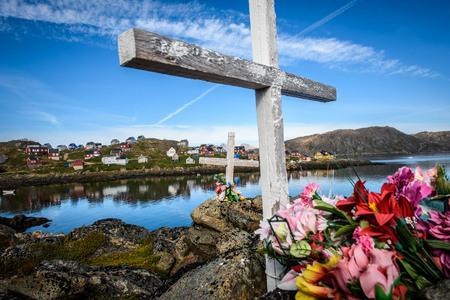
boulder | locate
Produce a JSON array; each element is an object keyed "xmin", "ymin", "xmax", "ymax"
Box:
[
  {"xmin": 159, "ymin": 248, "xmax": 266, "ymax": 300},
  {"xmin": 184, "ymin": 224, "xmax": 221, "ymax": 261},
  {"xmin": 1, "ymin": 231, "xmax": 65, "ymax": 261},
  {"xmin": 66, "ymin": 218, "xmax": 151, "ymax": 257},
  {"xmin": 190, "ymin": 198, "xmax": 262, "ymax": 234},
  {"xmin": 0, "ymin": 215, "xmax": 51, "ymax": 232},
  {"xmin": 171, "ymin": 197, "xmax": 263, "ymax": 275},
  {"xmin": 150, "ymin": 226, "xmax": 189, "ymax": 255},
  {"xmin": 190, "ymin": 198, "xmax": 229, "ymax": 232},
  {"xmin": 0, "ymin": 260, "xmax": 164, "ymax": 300},
  {"xmin": 0, "ymin": 224, "xmax": 15, "ymax": 251}
]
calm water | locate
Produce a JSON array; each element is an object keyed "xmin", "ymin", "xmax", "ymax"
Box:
[{"xmin": 1, "ymin": 153, "xmax": 449, "ymax": 234}]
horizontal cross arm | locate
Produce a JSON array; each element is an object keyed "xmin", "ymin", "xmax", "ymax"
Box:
[
  {"xmin": 199, "ymin": 157, "xmax": 259, "ymax": 167},
  {"xmin": 118, "ymin": 28, "xmax": 336, "ymax": 103}
]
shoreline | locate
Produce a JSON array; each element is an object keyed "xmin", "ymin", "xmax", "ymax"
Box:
[{"xmin": 0, "ymin": 159, "xmax": 376, "ymax": 190}]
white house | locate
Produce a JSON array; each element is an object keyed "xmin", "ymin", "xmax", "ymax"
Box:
[
  {"xmin": 186, "ymin": 156, "xmax": 195, "ymax": 164},
  {"xmin": 167, "ymin": 147, "xmax": 177, "ymax": 157},
  {"xmin": 171, "ymin": 153, "xmax": 179, "ymax": 161},
  {"xmin": 102, "ymin": 155, "xmax": 128, "ymax": 166},
  {"xmin": 138, "ymin": 155, "xmax": 148, "ymax": 163},
  {"xmin": 187, "ymin": 149, "xmax": 199, "ymax": 155}
]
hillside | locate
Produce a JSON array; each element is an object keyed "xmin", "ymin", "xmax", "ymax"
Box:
[{"xmin": 285, "ymin": 126, "xmax": 450, "ymax": 156}]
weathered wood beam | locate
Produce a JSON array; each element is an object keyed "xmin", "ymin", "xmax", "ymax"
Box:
[
  {"xmin": 118, "ymin": 28, "xmax": 336, "ymax": 103},
  {"xmin": 199, "ymin": 157, "xmax": 259, "ymax": 168}
]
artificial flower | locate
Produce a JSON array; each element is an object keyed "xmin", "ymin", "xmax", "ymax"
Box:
[
  {"xmin": 295, "ymin": 255, "xmax": 341, "ymax": 299},
  {"xmin": 298, "ymin": 183, "xmax": 321, "ymax": 207}
]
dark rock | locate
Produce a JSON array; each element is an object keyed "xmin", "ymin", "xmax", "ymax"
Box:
[
  {"xmin": 414, "ymin": 279, "xmax": 450, "ymax": 300},
  {"xmin": 225, "ymin": 200, "xmax": 262, "ymax": 232},
  {"xmin": 66, "ymin": 218, "xmax": 151, "ymax": 257},
  {"xmin": 184, "ymin": 224, "xmax": 221, "ymax": 261},
  {"xmin": 190, "ymin": 198, "xmax": 262, "ymax": 234},
  {"xmin": 0, "ymin": 225, "xmax": 15, "ymax": 251},
  {"xmin": 0, "ymin": 260, "xmax": 164, "ymax": 300},
  {"xmin": 216, "ymin": 229, "xmax": 253, "ymax": 254},
  {"xmin": 159, "ymin": 248, "xmax": 266, "ymax": 300},
  {"xmin": 0, "ymin": 215, "xmax": 51, "ymax": 232},
  {"xmin": 258, "ymin": 288, "xmax": 296, "ymax": 300},
  {"xmin": 151, "ymin": 226, "xmax": 188, "ymax": 255},
  {"xmin": 1, "ymin": 232, "xmax": 65, "ymax": 261}
]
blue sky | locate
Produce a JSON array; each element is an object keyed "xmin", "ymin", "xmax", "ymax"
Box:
[{"xmin": 0, "ymin": 0, "xmax": 449, "ymax": 147}]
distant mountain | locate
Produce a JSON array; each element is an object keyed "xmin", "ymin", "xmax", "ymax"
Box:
[{"xmin": 285, "ymin": 126, "xmax": 450, "ymax": 156}]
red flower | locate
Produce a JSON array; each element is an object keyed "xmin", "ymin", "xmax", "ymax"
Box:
[
  {"xmin": 356, "ymin": 183, "xmax": 415, "ymax": 243},
  {"xmin": 336, "ymin": 180, "xmax": 368, "ymax": 214}
]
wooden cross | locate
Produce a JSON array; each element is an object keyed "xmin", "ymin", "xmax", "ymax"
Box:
[
  {"xmin": 198, "ymin": 132, "xmax": 259, "ymax": 184},
  {"xmin": 118, "ymin": 0, "xmax": 336, "ymax": 290}
]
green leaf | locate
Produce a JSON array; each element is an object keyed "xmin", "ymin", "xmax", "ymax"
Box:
[
  {"xmin": 333, "ymin": 224, "xmax": 358, "ymax": 238},
  {"xmin": 359, "ymin": 220, "xmax": 370, "ymax": 229},
  {"xmin": 397, "ymin": 259, "xmax": 418, "ymax": 279},
  {"xmin": 274, "ymin": 222, "xmax": 289, "ymax": 242},
  {"xmin": 375, "ymin": 284, "xmax": 391, "ymax": 300},
  {"xmin": 415, "ymin": 275, "xmax": 434, "ymax": 290},
  {"xmin": 290, "ymin": 241, "xmax": 311, "ymax": 258},
  {"xmin": 256, "ymin": 248, "xmax": 270, "ymax": 254},
  {"xmin": 313, "ymin": 200, "xmax": 357, "ymax": 225},
  {"xmin": 425, "ymin": 239, "xmax": 450, "ymax": 250},
  {"xmin": 436, "ymin": 165, "xmax": 450, "ymax": 194}
]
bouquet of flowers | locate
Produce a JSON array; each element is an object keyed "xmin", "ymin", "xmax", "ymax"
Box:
[
  {"xmin": 214, "ymin": 173, "xmax": 245, "ymax": 202},
  {"xmin": 255, "ymin": 165, "xmax": 450, "ymax": 299}
]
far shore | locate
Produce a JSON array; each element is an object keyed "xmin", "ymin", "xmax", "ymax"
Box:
[{"xmin": 0, "ymin": 159, "xmax": 377, "ymax": 190}]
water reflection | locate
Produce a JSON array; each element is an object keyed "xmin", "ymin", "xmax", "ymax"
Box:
[{"xmin": 0, "ymin": 153, "xmax": 448, "ymax": 234}]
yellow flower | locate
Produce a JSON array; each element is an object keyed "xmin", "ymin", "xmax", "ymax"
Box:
[{"xmin": 295, "ymin": 255, "xmax": 341, "ymax": 299}]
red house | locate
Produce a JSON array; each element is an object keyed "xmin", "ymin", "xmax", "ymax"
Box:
[
  {"xmin": 27, "ymin": 157, "xmax": 43, "ymax": 167},
  {"xmin": 48, "ymin": 148, "xmax": 60, "ymax": 160},
  {"xmin": 84, "ymin": 149, "xmax": 100, "ymax": 159},
  {"xmin": 201, "ymin": 147, "xmax": 215, "ymax": 156},
  {"xmin": 234, "ymin": 146, "xmax": 245, "ymax": 154},
  {"xmin": 290, "ymin": 150, "xmax": 300, "ymax": 158},
  {"xmin": 120, "ymin": 143, "xmax": 131, "ymax": 151},
  {"xmin": 110, "ymin": 149, "xmax": 122, "ymax": 157},
  {"xmin": 69, "ymin": 159, "xmax": 85, "ymax": 170},
  {"xmin": 26, "ymin": 146, "xmax": 48, "ymax": 155}
]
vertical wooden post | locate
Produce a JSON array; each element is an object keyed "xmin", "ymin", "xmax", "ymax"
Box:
[
  {"xmin": 225, "ymin": 132, "xmax": 235, "ymax": 184},
  {"xmin": 249, "ymin": 0, "xmax": 290, "ymax": 291}
]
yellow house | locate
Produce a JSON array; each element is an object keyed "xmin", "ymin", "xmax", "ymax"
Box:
[{"xmin": 313, "ymin": 151, "xmax": 334, "ymax": 160}]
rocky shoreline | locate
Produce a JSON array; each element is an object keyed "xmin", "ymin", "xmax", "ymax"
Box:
[
  {"xmin": 0, "ymin": 197, "xmax": 447, "ymax": 299},
  {"xmin": 0, "ymin": 197, "xmax": 268, "ymax": 299},
  {"xmin": 0, "ymin": 159, "xmax": 375, "ymax": 190}
]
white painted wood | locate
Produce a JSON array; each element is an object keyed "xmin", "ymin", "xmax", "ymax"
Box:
[
  {"xmin": 198, "ymin": 132, "xmax": 259, "ymax": 183},
  {"xmin": 199, "ymin": 157, "xmax": 259, "ymax": 168},
  {"xmin": 249, "ymin": 0, "xmax": 288, "ymax": 291},
  {"xmin": 118, "ymin": 28, "xmax": 336, "ymax": 102},
  {"xmin": 225, "ymin": 132, "xmax": 236, "ymax": 184}
]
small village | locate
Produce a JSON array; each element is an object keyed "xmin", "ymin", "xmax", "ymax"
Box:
[{"xmin": 2, "ymin": 136, "xmax": 335, "ymax": 171}]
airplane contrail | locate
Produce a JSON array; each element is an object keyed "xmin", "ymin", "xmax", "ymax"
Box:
[
  {"xmin": 297, "ymin": 0, "xmax": 362, "ymax": 36},
  {"xmin": 156, "ymin": 84, "xmax": 220, "ymax": 125}
]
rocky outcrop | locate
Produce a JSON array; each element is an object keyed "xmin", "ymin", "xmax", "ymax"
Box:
[
  {"xmin": 1, "ymin": 260, "xmax": 164, "ymax": 300},
  {"xmin": 169, "ymin": 197, "xmax": 263, "ymax": 276},
  {"xmin": 159, "ymin": 248, "xmax": 266, "ymax": 300},
  {"xmin": 66, "ymin": 218, "xmax": 151, "ymax": 256},
  {"xmin": 0, "ymin": 215, "xmax": 51, "ymax": 232}
]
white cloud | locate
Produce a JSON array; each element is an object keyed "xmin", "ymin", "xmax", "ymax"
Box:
[
  {"xmin": 0, "ymin": 0, "xmax": 439, "ymax": 78},
  {"xmin": 33, "ymin": 111, "xmax": 60, "ymax": 125}
]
